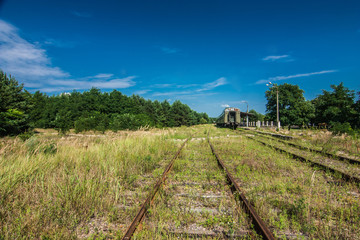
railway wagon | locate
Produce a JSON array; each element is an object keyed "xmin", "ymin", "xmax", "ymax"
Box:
[{"xmin": 216, "ymin": 107, "xmax": 241, "ymax": 129}]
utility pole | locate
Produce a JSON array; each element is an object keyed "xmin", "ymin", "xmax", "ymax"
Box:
[
  {"xmin": 266, "ymin": 82, "xmax": 280, "ymax": 129},
  {"xmin": 276, "ymin": 86, "xmax": 280, "ymax": 128},
  {"xmin": 247, "ymin": 103, "xmax": 249, "ymax": 127},
  {"xmin": 241, "ymin": 101, "xmax": 249, "ymax": 127}
]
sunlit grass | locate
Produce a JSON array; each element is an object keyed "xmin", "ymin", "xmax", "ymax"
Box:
[
  {"xmin": 212, "ymin": 133, "xmax": 360, "ymax": 239},
  {"xmin": 0, "ymin": 128, "xmax": 179, "ymax": 239},
  {"xmin": 1, "ymin": 124, "xmax": 359, "ymax": 239}
]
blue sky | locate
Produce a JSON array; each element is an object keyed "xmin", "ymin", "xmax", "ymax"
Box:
[{"xmin": 0, "ymin": 0, "xmax": 359, "ymax": 116}]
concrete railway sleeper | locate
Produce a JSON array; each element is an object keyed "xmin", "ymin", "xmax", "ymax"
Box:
[
  {"xmin": 239, "ymin": 132, "xmax": 360, "ymax": 185},
  {"xmin": 122, "ymin": 133, "xmax": 275, "ymax": 239}
]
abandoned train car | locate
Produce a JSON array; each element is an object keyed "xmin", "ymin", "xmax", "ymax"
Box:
[
  {"xmin": 216, "ymin": 107, "xmax": 241, "ymax": 128},
  {"xmin": 216, "ymin": 107, "xmax": 254, "ymax": 129}
]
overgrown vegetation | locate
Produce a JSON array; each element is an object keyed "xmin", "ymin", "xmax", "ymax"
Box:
[
  {"xmin": 211, "ymin": 128, "xmax": 360, "ymax": 239},
  {"xmin": 0, "ymin": 128, "xmax": 181, "ymax": 239},
  {"xmin": 1, "ymin": 125, "xmax": 359, "ymax": 239}
]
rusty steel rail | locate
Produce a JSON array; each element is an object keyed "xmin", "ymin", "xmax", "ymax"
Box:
[
  {"xmin": 243, "ymin": 134, "xmax": 360, "ymax": 184},
  {"xmin": 243, "ymin": 129, "xmax": 360, "ymax": 165},
  {"xmin": 242, "ymin": 128, "xmax": 294, "ymax": 140},
  {"xmin": 207, "ymin": 135, "xmax": 275, "ymax": 240},
  {"xmin": 122, "ymin": 138, "xmax": 190, "ymax": 240}
]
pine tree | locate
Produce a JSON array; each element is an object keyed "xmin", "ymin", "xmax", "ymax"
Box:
[{"xmin": 0, "ymin": 71, "xmax": 30, "ymax": 136}]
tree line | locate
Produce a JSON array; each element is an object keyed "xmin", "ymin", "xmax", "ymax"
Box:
[
  {"xmin": 0, "ymin": 71, "xmax": 210, "ymax": 136},
  {"xmin": 264, "ymin": 82, "xmax": 360, "ymax": 134}
]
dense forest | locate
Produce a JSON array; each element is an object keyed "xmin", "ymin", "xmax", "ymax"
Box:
[{"xmin": 0, "ymin": 71, "xmax": 209, "ymax": 136}]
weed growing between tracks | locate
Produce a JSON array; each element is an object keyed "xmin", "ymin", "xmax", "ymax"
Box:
[
  {"xmin": 135, "ymin": 137, "xmax": 253, "ymax": 239},
  {"xmin": 211, "ymin": 127, "xmax": 360, "ymax": 239},
  {"xmin": 255, "ymin": 128, "xmax": 360, "ymax": 159},
  {"xmin": 0, "ymin": 129, "xmax": 180, "ymax": 239},
  {"xmin": 2, "ymin": 125, "xmax": 358, "ymax": 239}
]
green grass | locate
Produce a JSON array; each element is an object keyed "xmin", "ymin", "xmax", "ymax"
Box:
[
  {"xmin": 212, "ymin": 132, "xmax": 360, "ymax": 239},
  {"xmin": 1, "ymin": 125, "xmax": 359, "ymax": 239},
  {"xmin": 134, "ymin": 138, "xmax": 251, "ymax": 239},
  {"xmin": 0, "ymin": 129, "xmax": 179, "ymax": 239}
]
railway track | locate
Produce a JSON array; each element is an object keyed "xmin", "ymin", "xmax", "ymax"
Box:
[
  {"xmin": 238, "ymin": 129, "xmax": 360, "ymax": 184},
  {"xmin": 121, "ymin": 133, "xmax": 275, "ymax": 239},
  {"xmin": 242, "ymin": 129, "xmax": 360, "ymax": 165}
]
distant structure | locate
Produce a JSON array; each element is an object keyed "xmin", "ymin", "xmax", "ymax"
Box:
[{"xmin": 215, "ymin": 107, "xmax": 253, "ymax": 129}]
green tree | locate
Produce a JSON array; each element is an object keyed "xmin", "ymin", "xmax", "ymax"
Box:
[
  {"xmin": 248, "ymin": 109, "xmax": 264, "ymax": 122},
  {"xmin": 29, "ymin": 91, "xmax": 48, "ymax": 128},
  {"xmin": 312, "ymin": 83, "xmax": 357, "ymax": 126},
  {"xmin": 0, "ymin": 71, "xmax": 30, "ymax": 136},
  {"xmin": 54, "ymin": 109, "xmax": 72, "ymax": 134},
  {"xmin": 265, "ymin": 83, "xmax": 315, "ymax": 128},
  {"xmin": 161, "ymin": 100, "xmax": 171, "ymax": 126},
  {"xmin": 170, "ymin": 100, "xmax": 193, "ymax": 127},
  {"xmin": 354, "ymin": 91, "xmax": 360, "ymax": 128}
]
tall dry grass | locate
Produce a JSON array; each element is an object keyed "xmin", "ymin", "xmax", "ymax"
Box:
[{"xmin": 0, "ymin": 129, "xmax": 180, "ymax": 239}]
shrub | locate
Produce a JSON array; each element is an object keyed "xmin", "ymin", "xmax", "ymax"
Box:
[
  {"xmin": 329, "ymin": 122, "xmax": 353, "ymax": 136},
  {"xmin": 18, "ymin": 131, "xmax": 34, "ymax": 141}
]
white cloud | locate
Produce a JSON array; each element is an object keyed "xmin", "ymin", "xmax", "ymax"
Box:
[
  {"xmin": 0, "ymin": 19, "xmax": 136, "ymax": 92},
  {"xmin": 151, "ymin": 83, "xmax": 200, "ymax": 89},
  {"xmin": 152, "ymin": 83, "xmax": 173, "ymax": 88},
  {"xmin": 134, "ymin": 89, "xmax": 151, "ymax": 95},
  {"xmin": 176, "ymin": 84, "xmax": 199, "ymax": 88},
  {"xmin": 221, "ymin": 104, "xmax": 230, "ymax": 108},
  {"xmin": 152, "ymin": 90, "xmax": 192, "ymax": 96},
  {"xmin": 43, "ymin": 76, "xmax": 136, "ymax": 90},
  {"xmin": 196, "ymin": 77, "xmax": 227, "ymax": 92},
  {"xmin": 256, "ymin": 70, "xmax": 337, "ymax": 84},
  {"xmin": 152, "ymin": 77, "xmax": 227, "ymax": 97},
  {"xmin": 92, "ymin": 73, "xmax": 114, "ymax": 79},
  {"xmin": 262, "ymin": 55, "xmax": 290, "ymax": 61},
  {"xmin": 0, "ymin": 20, "xmax": 69, "ymax": 80}
]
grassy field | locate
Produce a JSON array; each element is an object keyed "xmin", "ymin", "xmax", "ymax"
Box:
[
  {"xmin": 0, "ymin": 127, "xmax": 190, "ymax": 239},
  {"xmin": 211, "ymin": 128, "xmax": 360, "ymax": 239},
  {"xmin": 1, "ymin": 125, "xmax": 359, "ymax": 239},
  {"xmin": 256, "ymin": 127, "xmax": 360, "ymax": 159}
]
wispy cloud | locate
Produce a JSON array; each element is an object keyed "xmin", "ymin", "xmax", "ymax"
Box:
[
  {"xmin": 49, "ymin": 76, "xmax": 136, "ymax": 89},
  {"xmin": 152, "ymin": 90, "xmax": 192, "ymax": 97},
  {"xmin": 0, "ymin": 19, "xmax": 69, "ymax": 80},
  {"xmin": 256, "ymin": 70, "xmax": 337, "ymax": 84},
  {"xmin": 152, "ymin": 83, "xmax": 199, "ymax": 89},
  {"xmin": 196, "ymin": 77, "xmax": 227, "ymax": 92},
  {"xmin": 92, "ymin": 73, "xmax": 114, "ymax": 79},
  {"xmin": 134, "ymin": 89, "xmax": 151, "ymax": 95},
  {"xmin": 160, "ymin": 47, "xmax": 180, "ymax": 54},
  {"xmin": 262, "ymin": 55, "xmax": 290, "ymax": 61},
  {"xmin": 176, "ymin": 84, "xmax": 199, "ymax": 88},
  {"xmin": 44, "ymin": 38, "xmax": 75, "ymax": 48},
  {"xmin": 152, "ymin": 77, "xmax": 227, "ymax": 97},
  {"xmin": 151, "ymin": 83, "xmax": 173, "ymax": 88},
  {"xmin": 71, "ymin": 11, "xmax": 92, "ymax": 18},
  {"xmin": 0, "ymin": 19, "xmax": 136, "ymax": 92},
  {"xmin": 221, "ymin": 104, "xmax": 230, "ymax": 108}
]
